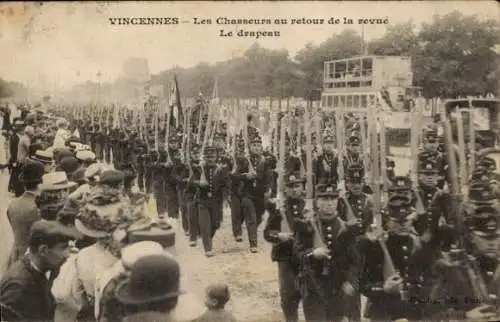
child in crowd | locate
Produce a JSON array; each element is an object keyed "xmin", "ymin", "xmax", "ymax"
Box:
[{"xmin": 194, "ymin": 283, "xmax": 237, "ymax": 322}]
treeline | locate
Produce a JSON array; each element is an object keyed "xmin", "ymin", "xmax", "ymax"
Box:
[
  {"xmin": 150, "ymin": 11, "xmax": 500, "ymax": 100},
  {"xmin": 0, "ymin": 78, "xmax": 28, "ymax": 99}
]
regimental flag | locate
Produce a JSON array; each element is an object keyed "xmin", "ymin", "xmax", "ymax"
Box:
[{"xmin": 168, "ymin": 75, "xmax": 183, "ymax": 128}]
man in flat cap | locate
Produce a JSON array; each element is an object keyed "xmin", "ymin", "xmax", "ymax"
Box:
[{"xmin": 0, "ymin": 220, "xmax": 80, "ymax": 321}]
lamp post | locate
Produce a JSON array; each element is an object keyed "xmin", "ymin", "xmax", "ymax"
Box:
[{"xmin": 97, "ymin": 71, "xmax": 102, "ymax": 102}]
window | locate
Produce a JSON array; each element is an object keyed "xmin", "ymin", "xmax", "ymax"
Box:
[
  {"xmin": 361, "ymin": 95, "xmax": 367, "ymax": 108},
  {"xmin": 333, "ymin": 96, "xmax": 339, "ymax": 107},
  {"xmin": 353, "ymin": 95, "xmax": 360, "ymax": 108},
  {"xmin": 347, "ymin": 81, "xmax": 361, "ymax": 88},
  {"xmin": 346, "ymin": 95, "xmax": 353, "ymax": 107},
  {"xmin": 362, "ymin": 58, "xmax": 373, "ymax": 77},
  {"xmin": 327, "ymin": 96, "xmax": 333, "ymax": 107},
  {"xmin": 334, "ymin": 82, "xmax": 346, "ymax": 88},
  {"xmin": 335, "ymin": 61, "xmax": 346, "ymax": 79},
  {"xmin": 360, "ymin": 81, "xmax": 372, "ymax": 87}
]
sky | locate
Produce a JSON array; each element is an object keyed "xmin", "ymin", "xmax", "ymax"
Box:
[{"xmin": 0, "ymin": 1, "xmax": 497, "ymax": 92}]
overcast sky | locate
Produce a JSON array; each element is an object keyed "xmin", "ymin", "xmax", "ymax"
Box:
[{"xmin": 0, "ymin": 1, "xmax": 497, "ymax": 91}]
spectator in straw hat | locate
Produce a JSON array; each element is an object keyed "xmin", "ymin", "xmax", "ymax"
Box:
[
  {"xmin": 36, "ymin": 172, "xmax": 78, "ymax": 221},
  {"xmin": 51, "ymin": 188, "xmax": 141, "ymax": 321},
  {"xmin": 6, "ymin": 161, "xmax": 45, "ymax": 268}
]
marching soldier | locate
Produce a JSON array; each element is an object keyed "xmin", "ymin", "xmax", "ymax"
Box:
[
  {"xmin": 190, "ymin": 146, "xmax": 226, "ymax": 257},
  {"xmin": 187, "ymin": 143, "xmax": 202, "ymax": 245},
  {"xmin": 164, "ymin": 132, "xmax": 183, "ymax": 220},
  {"xmin": 248, "ymin": 134, "xmax": 272, "ymax": 227},
  {"xmin": 338, "ymin": 163, "xmax": 374, "ymax": 236},
  {"xmin": 313, "ymin": 132, "xmax": 339, "ymax": 186},
  {"xmin": 411, "ymin": 154, "xmax": 453, "ymax": 248},
  {"xmin": 263, "ymin": 172, "xmax": 306, "ymax": 322},
  {"xmin": 294, "ymin": 184, "xmax": 360, "ymax": 322},
  {"xmin": 427, "ymin": 202, "xmax": 500, "ymax": 321},
  {"xmin": 361, "ymin": 195, "xmax": 430, "ymax": 321},
  {"xmin": 230, "ymin": 136, "xmax": 259, "ymax": 252},
  {"xmin": 151, "ymin": 143, "xmax": 168, "ymax": 218}
]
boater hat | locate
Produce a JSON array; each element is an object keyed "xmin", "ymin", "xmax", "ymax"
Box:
[{"xmin": 38, "ymin": 171, "xmax": 77, "ymax": 191}]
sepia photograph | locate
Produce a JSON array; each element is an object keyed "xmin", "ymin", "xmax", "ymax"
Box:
[{"xmin": 0, "ymin": 1, "xmax": 499, "ymax": 321}]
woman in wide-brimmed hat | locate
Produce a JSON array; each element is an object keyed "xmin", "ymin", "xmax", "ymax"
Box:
[{"xmin": 51, "ymin": 188, "xmax": 146, "ymax": 322}]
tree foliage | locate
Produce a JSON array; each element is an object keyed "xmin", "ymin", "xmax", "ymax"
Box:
[{"xmin": 59, "ymin": 11, "xmax": 497, "ymax": 102}]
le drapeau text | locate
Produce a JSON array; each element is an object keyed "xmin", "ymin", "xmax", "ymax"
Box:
[{"xmin": 108, "ymin": 16, "xmax": 389, "ymax": 39}]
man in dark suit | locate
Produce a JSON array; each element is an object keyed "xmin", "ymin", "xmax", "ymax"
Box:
[
  {"xmin": 8, "ymin": 120, "xmax": 25, "ymax": 197},
  {"xmin": 7, "ymin": 161, "xmax": 45, "ymax": 268},
  {"xmin": 0, "ymin": 220, "xmax": 79, "ymax": 321}
]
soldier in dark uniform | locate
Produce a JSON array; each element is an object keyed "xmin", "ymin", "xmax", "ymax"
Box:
[
  {"xmin": 263, "ymin": 172, "xmax": 306, "ymax": 322},
  {"xmin": 134, "ymin": 135, "xmax": 148, "ymax": 192},
  {"xmin": 427, "ymin": 201, "xmax": 500, "ymax": 321},
  {"xmin": 338, "ymin": 163, "xmax": 374, "ymax": 236},
  {"xmin": 411, "ymin": 154, "xmax": 453, "ymax": 249},
  {"xmin": 230, "ymin": 136, "xmax": 259, "ymax": 252},
  {"xmin": 313, "ymin": 133, "xmax": 339, "ymax": 186},
  {"xmin": 419, "ymin": 126, "xmax": 446, "ymax": 188},
  {"xmin": 164, "ymin": 133, "xmax": 183, "ymax": 220},
  {"xmin": 188, "ymin": 146, "xmax": 225, "ymax": 257},
  {"xmin": 248, "ymin": 135, "xmax": 272, "ymax": 227},
  {"xmin": 388, "ymin": 175, "xmax": 413, "ymax": 200},
  {"xmin": 294, "ymin": 184, "xmax": 360, "ymax": 322},
  {"xmin": 187, "ymin": 143, "xmax": 202, "ymax": 245},
  {"xmin": 360, "ymin": 195, "xmax": 429, "ymax": 321},
  {"xmin": 150, "ymin": 143, "xmax": 168, "ymax": 218}
]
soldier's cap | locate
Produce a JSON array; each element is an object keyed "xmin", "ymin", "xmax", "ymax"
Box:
[
  {"xmin": 286, "ymin": 172, "xmax": 305, "ymax": 186},
  {"xmin": 250, "ymin": 135, "xmax": 262, "ymax": 144},
  {"xmin": 315, "ymin": 184, "xmax": 339, "ymax": 198},
  {"xmin": 75, "ymin": 150, "xmax": 96, "ymax": 162},
  {"xmin": 322, "ymin": 131, "xmax": 335, "ymax": 143},
  {"xmin": 20, "ymin": 161, "xmax": 45, "ymax": 184},
  {"xmin": 469, "ymin": 182, "xmax": 497, "ymax": 204},
  {"xmin": 29, "ymin": 219, "xmax": 82, "ymax": 249},
  {"xmin": 389, "ymin": 176, "xmax": 412, "ymax": 191},
  {"xmin": 32, "ymin": 149, "xmax": 53, "ymax": 164},
  {"xmin": 477, "ymin": 156, "xmax": 496, "ymax": 170},
  {"xmin": 471, "ymin": 167, "xmax": 491, "ymax": 182},
  {"xmin": 346, "ymin": 163, "xmax": 364, "ymax": 182},
  {"xmin": 60, "ymin": 156, "xmax": 80, "ymax": 174},
  {"xmin": 98, "ymin": 170, "xmax": 125, "ymax": 186},
  {"xmin": 39, "ymin": 171, "xmax": 77, "ymax": 191},
  {"xmin": 206, "ymin": 283, "xmax": 230, "ymax": 303},
  {"xmin": 470, "ymin": 206, "xmax": 498, "ymax": 238},
  {"xmin": 213, "ymin": 131, "xmax": 226, "ymax": 140},
  {"xmin": 387, "ymin": 195, "xmax": 412, "ymax": 219},
  {"xmin": 418, "ymin": 158, "xmax": 439, "ymax": 174},
  {"xmin": 347, "ymin": 135, "xmax": 361, "ymax": 146},
  {"xmin": 204, "ymin": 146, "xmax": 218, "ymax": 155}
]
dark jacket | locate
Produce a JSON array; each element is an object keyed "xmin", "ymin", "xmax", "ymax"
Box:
[{"xmin": 0, "ymin": 255, "xmax": 56, "ymax": 321}]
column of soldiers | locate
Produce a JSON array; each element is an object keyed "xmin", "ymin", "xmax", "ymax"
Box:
[
  {"xmin": 3, "ymin": 99, "xmax": 499, "ymax": 321},
  {"xmin": 261, "ymin": 105, "xmax": 500, "ymax": 322}
]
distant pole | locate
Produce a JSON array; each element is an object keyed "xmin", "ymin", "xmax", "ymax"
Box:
[
  {"xmin": 97, "ymin": 71, "xmax": 102, "ymax": 102},
  {"xmin": 361, "ymin": 24, "xmax": 368, "ymax": 56}
]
